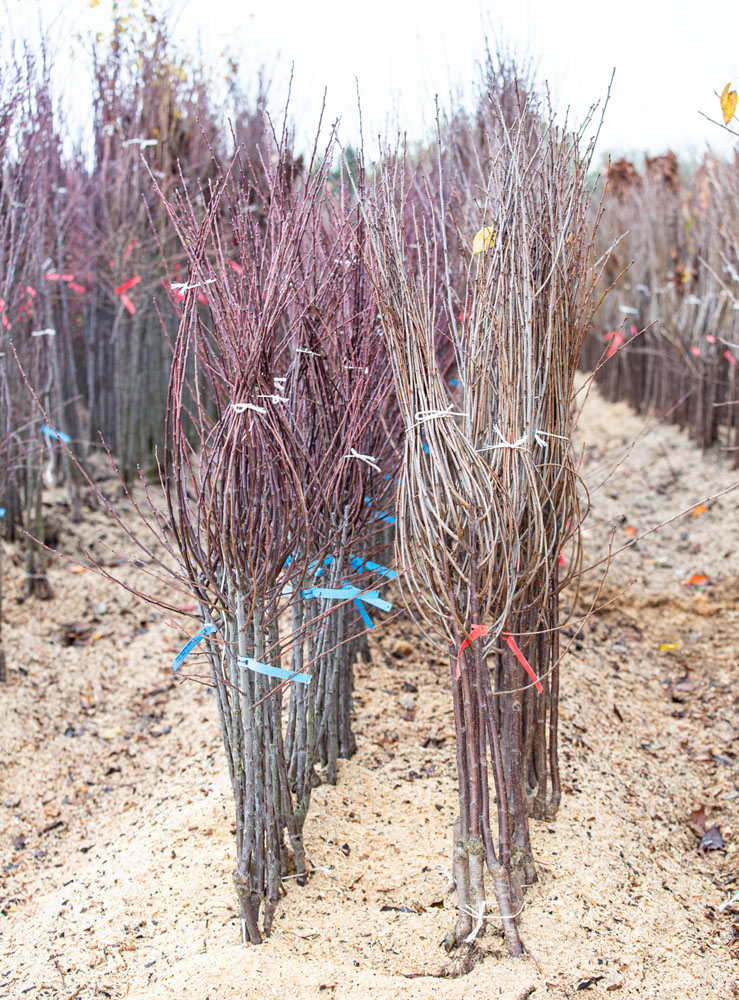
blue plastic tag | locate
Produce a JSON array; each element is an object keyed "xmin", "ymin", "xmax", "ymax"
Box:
[
  {"xmin": 237, "ymin": 656, "xmax": 311, "ymax": 684},
  {"xmin": 302, "ymin": 585, "xmax": 392, "ymax": 613},
  {"xmin": 172, "ymin": 622, "xmax": 216, "ymax": 672},
  {"xmin": 41, "ymin": 424, "xmax": 71, "ymax": 444}
]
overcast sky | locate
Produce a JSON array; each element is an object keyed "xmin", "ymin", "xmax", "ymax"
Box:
[{"xmin": 5, "ymin": 0, "xmax": 739, "ymax": 166}]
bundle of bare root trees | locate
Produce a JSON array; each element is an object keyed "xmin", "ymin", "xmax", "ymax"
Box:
[
  {"xmin": 148, "ymin": 122, "xmax": 399, "ymax": 941},
  {"xmin": 583, "ymin": 152, "xmax": 739, "ymax": 463},
  {"xmin": 364, "ymin": 81, "xmax": 600, "ymax": 955}
]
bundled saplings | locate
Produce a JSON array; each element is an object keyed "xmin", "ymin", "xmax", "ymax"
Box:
[
  {"xmin": 156, "ymin": 122, "xmax": 398, "ymax": 940},
  {"xmin": 584, "ymin": 153, "xmax": 739, "ymax": 464},
  {"xmin": 0, "ymin": 55, "xmax": 70, "ymax": 598},
  {"xmin": 364, "ymin": 86, "xmax": 600, "ymax": 955}
]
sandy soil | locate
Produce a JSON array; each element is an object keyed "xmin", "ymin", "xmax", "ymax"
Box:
[{"xmin": 1, "ymin": 383, "xmax": 738, "ymax": 1000}]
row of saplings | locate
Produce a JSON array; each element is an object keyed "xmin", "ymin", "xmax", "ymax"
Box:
[{"xmin": 66, "ymin": 59, "xmax": 601, "ymax": 967}]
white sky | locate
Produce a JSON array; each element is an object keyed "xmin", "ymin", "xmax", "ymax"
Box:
[{"xmin": 5, "ymin": 0, "xmax": 739, "ymax": 166}]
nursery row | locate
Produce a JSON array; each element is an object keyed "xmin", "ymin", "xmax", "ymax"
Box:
[
  {"xmin": 584, "ymin": 150, "xmax": 739, "ymax": 461},
  {"xmin": 2, "ymin": 11, "xmax": 736, "ymax": 966}
]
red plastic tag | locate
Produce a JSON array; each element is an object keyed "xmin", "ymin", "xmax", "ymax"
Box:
[
  {"xmin": 455, "ymin": 624, "xmax": 490, "ymax": 679},
  {"xmin": 502, "ymin": 634, "xmax": 544, "ymax": 693},
  {"xmin": 114, "ymin": 275, "xmax": 142, "ymax": 296}
]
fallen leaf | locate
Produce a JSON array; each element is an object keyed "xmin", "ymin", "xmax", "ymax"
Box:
[
  {"xmin": 98, "ymin": 727, "xmax": 121, "ymax": 740},
  {"xmin": 179, "ymin": 601, "xmax": 197, "ymax": 612},
  {"xmin": 685, "ymin": 573, "xmax": 710, "ymax": 587},
  {"xmin": 721, "ymin": 83, "xmax": 738, "ymax": 125},
  {"xmin": 624, "ymin": 525, "xmax": 637, "ymax": 537},
  {"xmin": 689, "ymin": 805, "xmax": 707, "ymax": 835},
  {"xmin": 660, "ymin": 643, "xmax": 679, "ymax": 651},
  {"xmin": 699, "ymin": 825, "xmax": 725, "ymax": 855},
  {"xmin": 70, "ymin": 565, "xmax": 86, "ymax": 574},
  {"xmin": 391, "ymin": 640, "xmax": 413, "ymax": 658},
  {"xmin": 472, "ymin": 226, "xmax": 496, "ymax": 254},
  {"xmin": 691, "ymin": 504, "xmax": 709, "ymax": 517}
]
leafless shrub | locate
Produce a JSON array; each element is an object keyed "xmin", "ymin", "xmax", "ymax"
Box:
[{"xmin": 363, "ymin": 73, "xmax": 601, "ymax": 955}]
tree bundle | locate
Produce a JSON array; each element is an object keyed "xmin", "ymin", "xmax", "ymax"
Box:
[
  {"xmin": 364, "ymin": 84, "xmax": 600, "ymax": 954},
  {"xmin": 584, "ymin": 153, "xmax": 739, "ymax": 463},
  {"xmin": 155, "ymin": 121, "xmax": 399, "ymax": 941}
]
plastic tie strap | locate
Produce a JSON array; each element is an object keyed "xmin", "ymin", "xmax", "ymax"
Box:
[
  {"xmin": 455, "ymin": 624, "xmax": 490, "ymax": 679},
  {"xmin": 41, "ymin": 424, "xmax": 71, "ymax": 444},
  {"xmin": 232, "ymin": 402, "xmax": 266, "ymax": 415},
  {"xmin": 349, "ymin": 555, "xmax": 397, "ymax": 580},
  {"xmin": 346, "ymin": 448, "xmax": 381, "ymax": 472},
  {"xmin": 503, "ymin": 634, "xmax": 544, "ymax": 693},
  {"xmin": 456, "ymin": 627, "xmax": 543, "ymax": 693},
  {"xmin": 172, "ymin": 623, "xmax": 216, "ymax": 672},
  {"xmin": 302, "ymin": 585, "xmax": 392, "ymax": 613},
  {"xmin": 237, "ymin": 656, "xmax": 310, "ymax": 684}
]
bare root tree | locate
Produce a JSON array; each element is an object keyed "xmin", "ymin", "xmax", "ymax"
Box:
[{"xmin": 364, "ymin": 77, "xmax": 601, "ymax": 957}]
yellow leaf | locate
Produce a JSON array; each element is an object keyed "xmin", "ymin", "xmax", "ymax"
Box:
[
  {"xmin": 472, "ymin": 226, "xmax": 496, "ymax": 255},
  {"xmin": 89, "ymin": 0, "xmax": 100, "ymax": 6},
  {"xmin": 660, "ymin": 643, "xmax": 679, "ymax": 651},
  {"xmin": 721, "ymin": 83, "xmax": 737, "ymax": 125}
]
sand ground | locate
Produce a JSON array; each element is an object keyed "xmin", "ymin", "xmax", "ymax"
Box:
[{"xmin": 1, "ymin": 382, "xmax": 738, "ymax": 999}]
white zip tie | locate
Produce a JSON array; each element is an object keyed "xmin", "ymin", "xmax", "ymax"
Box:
[
  {"xmin": 618, "ymin": 304, "xmax": 639, "ymax": 315},
  {"xmin": 31, "ymin": 328, "xmax": 55, "ymax": 338},
  {"xmin": 274, "ymin": 377, "xmax": 287, "ymax": 387},
  {"xmin": 481, "ymin": 425, "xmax": 528, "ymax": 451},
  {"xmin": 258, "ymin": 394, "xmax": 289, "ymax": 404},
  {"xmin": 536, "ymin": 430, "xmax": 569, "ymax": 441},
  {"xmin": 297, "ymin": 348, "xmax": 322, "ymax": 356},
  {"xmin": 171, "ymin": 278, "xmax": 216, "ymax": 292},
  {"xmin": 534, "ymin": 429, "xmax": 569, "ymax": 450},
  {"xmin": 281, "ymin": 866, "xmax": 333, "ymax": 881},
  {"xmin": 412, "ymin": 406, "xmax": 465, "ymax": 428},
  {"xmin": 684, "ymin": 295, "xmax": 702, "ymax": 306},
  {"xmin": 122, "ymin": 137, "xmax": 158, "ymax": 147},
  {"xmin": 635, "ymin": 283, "xmax": 651, "ymax": 296},
  {"xmin": 463, "ymin": 900, "xmax": 486, "ymax": 943},
  {"xmin": 232, "ymin": 402, "xmax": 266, "ymax": 415},
  {"xmin": 346, "ymin": 448, "xmax": 381, "ymax": 472}
]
